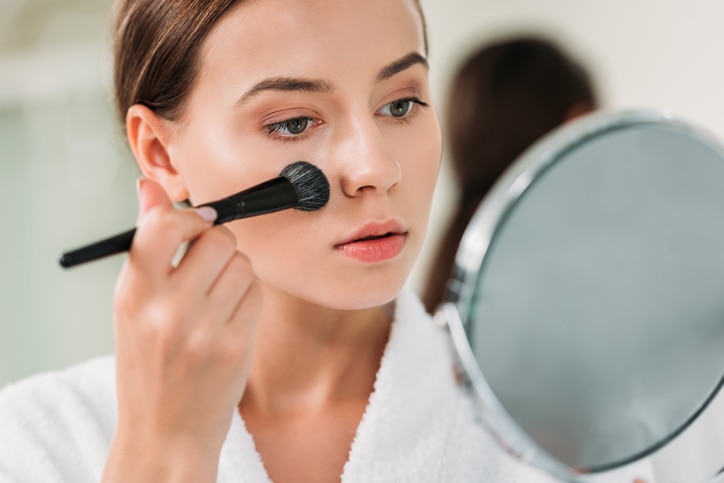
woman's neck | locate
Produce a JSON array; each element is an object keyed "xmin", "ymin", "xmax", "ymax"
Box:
[{"xmin": 240, "ymin": 285, "xmax": 393, "ymax": 415}]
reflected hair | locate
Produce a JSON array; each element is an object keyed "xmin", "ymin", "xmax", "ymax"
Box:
[{"xmin": 422, "ymin": 36, "xmax": 598, "ymax": 313}]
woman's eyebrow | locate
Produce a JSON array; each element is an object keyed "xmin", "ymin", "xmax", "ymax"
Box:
[
  {"xmin": 376, "ymin": 52, "xmax": 429, "ymax": 82},
  {"xmin": 235, "ymin": 52, "xmax": 428, "ymax": 106},
  {"xmin": 236, "ymin": 78, "xmax": 334, "ymax": 105}
]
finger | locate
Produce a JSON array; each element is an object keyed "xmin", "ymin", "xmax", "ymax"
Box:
[
  {"xmin": 206, "ymin": 251, "xmax": 257, "ymax": 323},
  {"xmin": 173, "ymin": 226, "xmax": 238, "ymax": 294},
  {"xmin": 132, "ymin": 205, "xmax": 217, "ymax": 277},
  {"xmin": 226, "ymin": 278, "xmax": 262, "ymax": 345},
  {"xmin": 136, "ymin": 177, "xmax": 174, "ymax": 222}
]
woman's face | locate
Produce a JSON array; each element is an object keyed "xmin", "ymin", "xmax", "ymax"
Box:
[{"xmin": 164, "ymin": 0, "xmax": 441, "ymax": 310}]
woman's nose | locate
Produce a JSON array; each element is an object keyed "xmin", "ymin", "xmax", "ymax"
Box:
[{"xmin": 336, "ymin": 117, "xmax": 401, "ymax": 198}]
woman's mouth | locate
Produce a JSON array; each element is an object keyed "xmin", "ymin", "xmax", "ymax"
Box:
[{"xmin": 335, "ymin": 221, "xmax": 407, "ymax": 263}]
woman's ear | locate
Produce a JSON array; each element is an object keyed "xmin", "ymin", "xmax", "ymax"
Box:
[{"xmin": 125, "ymin": 105, "xmax": 189, "ymax": 202}]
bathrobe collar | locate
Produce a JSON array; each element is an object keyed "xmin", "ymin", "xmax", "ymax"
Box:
[{"xmin": 217, "ymin": 288, "xmax": 459, "ymax": 483}]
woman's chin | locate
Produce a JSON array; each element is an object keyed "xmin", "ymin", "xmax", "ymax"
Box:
[{"xmin": 300, "ymin": 279, "xmax": 407, "ymax": 311}]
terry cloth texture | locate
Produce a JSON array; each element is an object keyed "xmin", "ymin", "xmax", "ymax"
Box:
[{"xmin": 0, "ymin": 288, "xmax": 654, "ymax": 482}]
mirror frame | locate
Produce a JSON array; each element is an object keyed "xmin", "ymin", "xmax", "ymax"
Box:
[{"xmin": 434, "ymin": 108, "xmax": 724, "ymax": 482}]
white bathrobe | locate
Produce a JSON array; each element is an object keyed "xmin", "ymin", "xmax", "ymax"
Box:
[{"xmin": 0, "ymin": 289, "xmax": 653, "ymax": 482}]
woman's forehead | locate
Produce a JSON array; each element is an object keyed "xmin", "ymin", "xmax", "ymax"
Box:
[{"xmin": 199, "ymin": 0, "xmax": 426, "ymax": 81}]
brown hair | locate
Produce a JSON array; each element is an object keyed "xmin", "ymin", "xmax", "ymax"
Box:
[
  {"xmin": 422, "ymin": 36, "xmax": 598, "ymax": 313},
  {"xmin": 113, "ymin": 0, "xmax": 239, "ymax": 126},
  {"xmin": 112, "ymin": 0, "xmax": 427, "ymax": 128}
]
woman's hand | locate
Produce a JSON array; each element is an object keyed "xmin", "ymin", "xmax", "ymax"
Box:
[{"xmin": 103, "ymin": 179, "xmax": 261, "ymax": 483}]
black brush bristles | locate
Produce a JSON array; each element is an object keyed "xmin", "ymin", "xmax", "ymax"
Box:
[{"xmin": 281, "ymin": 161, "xmax": 330, "ymax": 212}]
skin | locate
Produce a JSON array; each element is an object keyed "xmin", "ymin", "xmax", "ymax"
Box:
[
  {"xmin": 100, "ymin": 1, "xmax": 650, "ymax": 481},
  {"xmin": 103, "ymin": 1, "xmax": 440, "ymax": 482}
]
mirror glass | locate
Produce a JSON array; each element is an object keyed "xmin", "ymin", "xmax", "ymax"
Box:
[{"xmin": 442, "ymin": 109, "xmax": 724, "ymax": 481}]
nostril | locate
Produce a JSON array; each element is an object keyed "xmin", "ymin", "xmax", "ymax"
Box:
[{"xmin": 341, "ymin": 159, "xmax": 401, "ymax": 197}]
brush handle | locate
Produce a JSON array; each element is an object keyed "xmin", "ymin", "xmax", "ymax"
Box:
[
  {"xmin": 58, "ymin": 176, "xmax": 299, "ymax": 269},
  {"xmin": 58, "ymin": 228, "xmax": 137, "ymax": 268}
]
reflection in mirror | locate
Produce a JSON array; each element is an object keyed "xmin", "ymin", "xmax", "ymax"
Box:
[{"xmin": 442, "ymin": 110, "xmax": 724, "ymax": 482}]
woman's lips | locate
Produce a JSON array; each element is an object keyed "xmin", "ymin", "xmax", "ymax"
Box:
[{"xmin": 335, "ymin": 221, "xmax": 407, "ymax": 263}]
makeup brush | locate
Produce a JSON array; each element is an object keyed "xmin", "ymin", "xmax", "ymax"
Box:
[{"xmin": 59, "ymin": 161, "xmax": 330, "ymax": 268}]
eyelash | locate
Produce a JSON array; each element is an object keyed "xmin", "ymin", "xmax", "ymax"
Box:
[
  {"xmin": 263, "ymin": 96, "xmax": 429, "ymax": 142},
  {"xmin": 265, "ymin": 117, "xmax": 316, "ymax": 141},
  {"xmin": 378, "ymin": 97, "xmax": 429, "ymax": 123}
]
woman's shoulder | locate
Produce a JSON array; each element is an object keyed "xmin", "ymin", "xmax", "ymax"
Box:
[
  {"xmin": 0, "ymin": 356, "xmax": 117, "ymax": 482},
  {"xmin": 0, "ymin": 355, "xmax": 116, "ymax": 413}
]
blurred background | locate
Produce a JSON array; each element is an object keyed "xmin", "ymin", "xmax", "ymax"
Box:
[
  {"xmin": 1, "ymin": 0, "xmax": 723, "ymax": 480},
  {"xmin": 0, "ymin": 0, "xmax": 135, "ymax": 390}
]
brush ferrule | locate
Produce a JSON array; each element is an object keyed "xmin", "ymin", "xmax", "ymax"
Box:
[{"xmin": 202, "ymin": 176, "xmax": 299, "ymax": 224}]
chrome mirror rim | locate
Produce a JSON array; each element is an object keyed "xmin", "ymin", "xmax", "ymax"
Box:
[{"xmin": 440, "ymin": 108, "xmax": 724, "ymax": 478}]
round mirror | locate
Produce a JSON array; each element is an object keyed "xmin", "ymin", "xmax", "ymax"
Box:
[{"xmin": 438, "ymin": 109, "xmax": 724, "ymax": 482}]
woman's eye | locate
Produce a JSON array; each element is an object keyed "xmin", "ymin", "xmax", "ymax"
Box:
[
  {"xmin": 379, "ymin": 97, "xmax": 428, "ymax": 119},
  {"xmin": 389, "ymin": 99, "xmax": 413, "ymax": 117},
  {"xmin": 266, "ymin": 116, "xmax": 312, "ymax": 136}
]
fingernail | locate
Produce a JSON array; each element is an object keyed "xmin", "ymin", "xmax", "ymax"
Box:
[{"xmin": 195, "ymin": 206, "xmax": 218, "ymax": 223}]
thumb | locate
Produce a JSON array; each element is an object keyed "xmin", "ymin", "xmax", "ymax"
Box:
[{"xmin": 136, "ymin": 177, "xmax": 174, "ymax": 222}]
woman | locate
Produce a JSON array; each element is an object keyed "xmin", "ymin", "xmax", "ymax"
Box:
[{"xmin": 0, "ymin": 1, "xmax": 651, "ymax": 482}]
